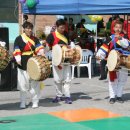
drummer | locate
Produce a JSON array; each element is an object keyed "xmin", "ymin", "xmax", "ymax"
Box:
[
  {"xmin": 13, "ymin": 21, "xmax": 45, "ymax": 109},
  {"xmin": 96, "ymin": 21, "xmax": 129, "ymax": 104},
  {"xmin": 46, "ymin": 19, "xmax": 72, "ymax": 104}
]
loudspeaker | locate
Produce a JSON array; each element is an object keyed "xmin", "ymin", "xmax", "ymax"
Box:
[
  {"xmin": 0, "ymin": 61, "xmax": 17, "ymax": 91},
  {"xmin": 0, "ymin": 28, "xmax": 17, "ymax": 91},
  {"xmin": 0, "ymin": 27, "xmax": 9, "ymax": 50}
]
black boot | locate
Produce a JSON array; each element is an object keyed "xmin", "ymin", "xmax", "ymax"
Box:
[
  {"xmin": 116, "ymin": 97, "xmax": 124, "ymax": 103},
  {"xmin": 109, "ymin": 98, "xmax": 116, "ymax": 104}
]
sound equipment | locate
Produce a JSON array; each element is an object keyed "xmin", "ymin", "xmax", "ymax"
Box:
[
  {"xmin": 0, "ymin": 27, "xmax": 9, "ymax": 50},
  {"xmin": 0, "ymin": 28, "xmax": 17, "ymax": 91},
  {"xmin": 0, "ymin": 61, "xmax": 17, "ymax": 91}
]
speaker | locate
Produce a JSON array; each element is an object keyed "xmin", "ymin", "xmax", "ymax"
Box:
[
  {"xmin": 0, "ymin": 27, "xmax": 9, "ymax": 50},
  {"xmin": 0, "ymin": 61, "xmax": 17, "ymax": 91}
]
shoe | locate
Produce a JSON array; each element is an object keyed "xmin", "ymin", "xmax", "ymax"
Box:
[
  {"xmin": 52, "ymin": 96, "xmax": 64, "ymax": 103},
  {"xmin": 116, "ymin": 97, "xmax": 124, "ymax": 103},
  {"xmin": 109, "ymin": 98, "xmax": 116, "ymax": 104},
  {"xmin": 32, "ymin": 102, "xmax": 38, "ymax": 108},
  {"xmin": 20, "ymin": 102, "xmax": 26, "ymax": 109},
  {"xmin": 99, "ymin": 77, "xmax": 106, "ymax": 80},
  {"xmin": 65, "ymin": 97, "xmax": 72, "ymax": 104}
]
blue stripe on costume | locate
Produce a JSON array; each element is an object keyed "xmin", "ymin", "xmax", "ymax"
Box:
[
  {"xmin": 35, "ymin": 43, "xmax": 42, "ymax": 48},
  {"xmin": 100, "ymin": 48, "xmax": 108, "ymax": 54},
  {"xmin": 14, "ymin": 46, "xmax": 20, "ymax": 49}
]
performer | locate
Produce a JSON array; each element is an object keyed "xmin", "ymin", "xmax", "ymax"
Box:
[
  {"xmin": 111, "ymin": 15, "xmax": 120, "ymax": 34},
  {"xmin": 68, "ymin": 18, "xmax": 76, "ymax": 41},
  {"xmin": 96, "ymin": 21, "xmax": 129, "ymax": 104},
  {"xmin": 13, "ymin": 21, "xmax": 45, "ymax": 109},
  {"xmin": 46, "ymin": 19, "xmax": 72, "ymax": 104},
  {"xmin": 99, "ymin": 59, "xmax": 107, "ymax": 80}
]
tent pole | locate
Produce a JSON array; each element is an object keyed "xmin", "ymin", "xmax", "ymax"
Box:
[
  {"xmin": 33, "ymin": 15, "xmax": 36, "ymax": 36},
  {"xmin": 127, "ymin": 14, "xmax": 128, "ymax": 35},
  {"xmin": 21, "ymin": 13, "xmax": 24, "ymax": 33},
  {"xmin": 95, "ymin": 23, "xmax": 97, "ymax": 52}
]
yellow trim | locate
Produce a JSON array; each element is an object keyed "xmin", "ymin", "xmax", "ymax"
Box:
[
  {"xmin": 21, "ymin": 33, "xmax": 35, "ymax": 46},
  {"xmin": 101, "ymin": 46, "xmax": 109, "ymax": 52},
  {"xmin": 22, "ymin": 51, "xmax": 33, "ymax": 55},
  {"xmin": 35, "ymin": 46, "xmax": 43, "ymax": 53},
  {"xmin": 116, "ymin": 40, "xmax": 121, "ymax": 46},
  {"xmin": 55, "ymin": 31, "xmax": 68, "ymax": 44},
  {"xmin": 14, "ymin": 49, "xmax": 21, "ymax": 52}
]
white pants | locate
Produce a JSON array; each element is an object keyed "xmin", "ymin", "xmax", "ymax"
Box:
[
  {"xmin": 17, "ymin": 68, "xmax": 40, "ymax": 104},
  {"xmin": 53, "ymin": 65, "xmax": 71, "ymax": 97},
  {"xmin": 109, "ymin": 69, "xmax": 128, "ymax": 98}
]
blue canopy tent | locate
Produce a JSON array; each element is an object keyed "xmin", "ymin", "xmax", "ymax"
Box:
[
  {"xmin": 22, "ymin": 0, "xmax": 130, "ymax": 14},
  {"xmin": 21, "ymin": 0, "xmax": 130, "ymax": 49}
]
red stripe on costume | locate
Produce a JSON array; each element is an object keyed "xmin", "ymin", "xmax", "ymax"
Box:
[
  {"xmin": 23, "ymin": 41, "xmax": 33, "ymax": 51},
  {"xmin": 109, "ymin": 71, "xmax": 117, "ymax": 81},
  {"xmin": 109, "ymin": 38, "xmax": 119, "ymax": 50},
  {"xmin": 13, "ymin": 52, "xmax": 21, "ymax": 56},
  {"xmin": 52, "ymin": 32, "xmax": 60, "ymax": 46},
  {"xmin": 109, "ymin": 33, "xmax": 125, "ymax": 50},
  {"xmin": 102, "ymin": 44, "xmax": 109, "ymax": 49}
]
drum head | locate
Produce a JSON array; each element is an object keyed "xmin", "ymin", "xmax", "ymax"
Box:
[
  {"xmin": 75, "ymin": 45, "xmax": 82, "ymax": 65},
  {"xmin": 52, "ymin": 44, "xmax": 62, "ymax": 66},
  {"xmin": 27, "ymin": 57, "xmax": 41, "ymax": 80},
  {"xmin": 107, "ymin": 50, "xmax": 118, "ymax": 71}
]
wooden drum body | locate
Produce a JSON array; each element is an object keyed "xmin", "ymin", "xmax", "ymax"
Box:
[
  {"xmin": 52, "ymin": 44, "xmax": 82, "ymax": 66},
  {"xmin": 27, "ymin": 56, "xmax": 51, "ymax": 81},
  {"xmin": 0, "ymin": 45, "xmax": 11, "ymax": 71}
]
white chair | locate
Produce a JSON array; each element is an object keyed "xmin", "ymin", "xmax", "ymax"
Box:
[
  {"xmin": 77, "ymin": 49, "xmax": 93, "ymax": 79},
  {"xmin": 71, "ymin": 64, "xmax": 77, "ymax": 79}
]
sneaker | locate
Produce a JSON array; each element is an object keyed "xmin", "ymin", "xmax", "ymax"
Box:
[
  {"xmin": 109, "ymin": 98, "xmax": 116, "ymax": 104},
  {"xmin": 32, "ymin": 102, "xmax": 39, "ymax": 108},
  {"xmin": 20, "ymin": 102, "xmax": 26, "ymax": 109},
  {"xmin": 52, "ymin": 96, "xmax": 64, "ymax": 103},
  {"xmin": 116, "ymin": 97, "xmax": 124, "ymax": 103},
  {"xmin": 65, "ymin": 97, "xmax": 72, "ymax": 104}
]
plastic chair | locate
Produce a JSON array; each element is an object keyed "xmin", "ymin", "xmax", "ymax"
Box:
[
  {"xmin": 71, "ymin": 64, "xmax": 77, "ymax": 79},
  {"xmin": 77, "ymin": 49, "xmax": 93, "ymax": 79}
]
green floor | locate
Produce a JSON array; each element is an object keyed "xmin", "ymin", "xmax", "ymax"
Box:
[
  {"xmin": 0, "ymin": 114, "xmax": 90, "ymax": 130},
  {"xmin": 0, "ymin": 114, "xmax": 130, "ymax": 130},
  {"xmin": 77, "ymin": 117, "xmax": 130, "ymax": 130}
]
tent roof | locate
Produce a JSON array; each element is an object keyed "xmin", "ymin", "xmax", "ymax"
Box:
[{"xmin": 22, "ymin": 0, "xmax": 130, "ymax": 14}]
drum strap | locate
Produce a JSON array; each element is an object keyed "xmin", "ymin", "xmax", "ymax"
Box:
[
  {"xmin": 52, "ymin": 32, "xmax": 60, "ymax": 46},
  {"xmin": 21, "ymin": 33, "xmax": 35, "ymax": 46},
  {"xmin": 21, "ymin": 33, "xmax": 35, "ymax": 56},
  {"xmin": 55, "ymin": 31, "xmax": 68, "ymax": 44},
  {"xmin": 52, "ymin": 32, "xmax": 68, "ymax": 46}
]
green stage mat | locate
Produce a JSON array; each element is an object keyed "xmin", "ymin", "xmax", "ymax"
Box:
[
  {"xmin": 0, "ymin": 113, "xmax": 93, "ymax": 130},
  {"xmin": 77, "ymin": 117, "xmax": 130, "ymax": 130}
]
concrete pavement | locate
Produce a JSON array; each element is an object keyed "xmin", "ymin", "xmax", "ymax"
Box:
[{"xmin": 0, "ymin": 75, "xmax": 130, "ymax": 118}]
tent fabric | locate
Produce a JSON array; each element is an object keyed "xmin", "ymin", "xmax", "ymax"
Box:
[{"xmin": 22, "ymin": 0, "xmax": 130, "ymax": 14}]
